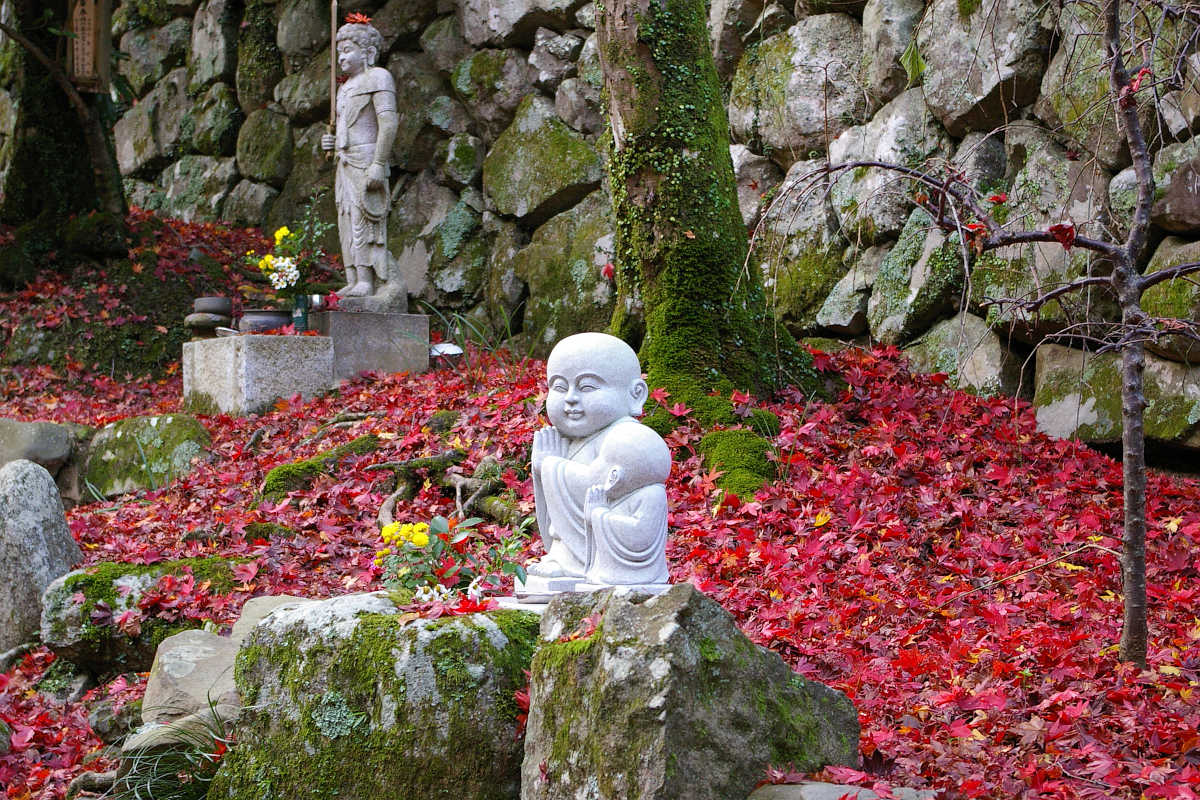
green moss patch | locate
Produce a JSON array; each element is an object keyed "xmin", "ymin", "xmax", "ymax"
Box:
[
  {"xmin": 698, "ymin": 429, "xmax": 777, "ymax": 499},
  {"xmin": 259, "ymin": 434, "xmax": 380, "ymax": 503}
]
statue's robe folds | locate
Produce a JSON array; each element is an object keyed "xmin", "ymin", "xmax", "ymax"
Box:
[
  {"xmin": 334, "ymin": 66, "xmax": 395, "ymax": 276},
  {"xmin": 532, "ymin": 417, "xmax": 636, "ymax": 577},
  {"xmin": 584, "ymin": 483, "xmax": 669, "ymax": 586}
]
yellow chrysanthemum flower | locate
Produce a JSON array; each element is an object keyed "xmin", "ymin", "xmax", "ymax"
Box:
[
  {"xmin": 410, "ymin": 530, "xmax": 430, "ymax": 548},
  {"xmin": 380, "ymin": 521, "xmax": 401, "ymax": 542},
  {"xmin": 274, "ymin": 226, "xmax": 292, "ymax": 245}
]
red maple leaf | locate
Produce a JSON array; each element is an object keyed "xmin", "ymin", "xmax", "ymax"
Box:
[
  {"xmin": 345, "ymin": 12, "xmax": 372, "ymax": 24},
  {"xmin": 1048, "ymin": 221, "xmax": 1076, "ymax": 251}
]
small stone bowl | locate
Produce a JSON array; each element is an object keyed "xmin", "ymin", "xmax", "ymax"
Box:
[{"xmin": 194, "ymin": 296, "xmax": 233, "ymax": 315}]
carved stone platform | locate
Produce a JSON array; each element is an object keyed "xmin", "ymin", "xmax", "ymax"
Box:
[
  {"xmin": 310, "ymin": 311, "xmax": 429, "ymax": 380},
  {"xmin": 182, "ymin": 335, "xmax": 334, "ymax": 416}
]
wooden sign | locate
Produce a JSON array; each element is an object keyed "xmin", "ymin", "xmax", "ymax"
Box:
[{"xmin": 68, "ymin": 0, "xmax": 111, "ymax": 93}]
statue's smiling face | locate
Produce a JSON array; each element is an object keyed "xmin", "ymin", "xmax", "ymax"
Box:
[
  {"xmin": 337, "ymin": 40, "xmax": 369, "ymax": 75},
  {"xmin": 546, "ymin": 369, "xmax": 629, "ymax": 439}
]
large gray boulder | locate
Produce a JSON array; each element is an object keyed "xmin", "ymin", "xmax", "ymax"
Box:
[
  {"xmin": 83, "ymin": 414, "xmax": 211, "ymax": 499},
  {"xmin": 189, "ymin": 82, "xmax": 242, "ymax": 157},
  {"xmin": 815, "ymin": 245, "xmax": 889, "ymax": 336},
  {"xmin": 222, "ymin": 180, "xmax": 280, "ymax": 227},
  {"xmin": 373, "ymin": 0, "xmax": 441, "ymax": 52},
  {"xmin": 1034, "ymin": 4, "xmax": 1185, "ymax": 170},
  {"xmin": 555, "ymin": 77, "xmax": 603, "ymax": 135},
  {"xmin": 265, "ymin": 123, "xmax": 337, "ymax": 239},
  {"xmin": 275, "ymin": 47, "xmax": 332, "ymax": 124},
  {"xmin": 0, "ymin": 460, "xmax": 81, "ymax": 652},
  {"xmin": 387, "ymin": 52, "xmax": 450, "ymax": 171},
  {"xmin": 1151, "ymin": 155, "xmax": 1200, "ymax": 235},
  {"xmin": 389, "ymin": 170, "xmax": 462, "ymax": 301},
  {"xmin": 189, "ymin": 0, "xmax": 239, "ymax": 91},
  {"xmin": 1034, "ymin": 345, "xmax": 1200, "ymax": 449},
  {"xmin": 917, "ymin": 0, "xmax": 1053, "ymax": 136},
  {"xmin": 728, "ymin": 15, "xmax": 867, "ymax": 167},
  {"xmin": 860, "ymin": 0, "xmax": 923, "ymax": 111},
  {"xmin": 276, "ymin": 0, "xmax": 330, "ymax": 72},
  {"xmin": 522, "ymin": 585, "xmax": 859, "ymax": 800},
  {"xmin": 752, "ymin": 157, "xmax": 847, "ymax": 333},
  {"xmin": 207, "ymin": 592, "xmax": 540, "ymax": 799},
  {"xmin": 829, "ymin": 88, "xmax": 950, "ymax": 244},
  {"xmin": 421, "ymin": 15, "xmax": 474, "ymax": 76},
  {"xmin": 904, "ymin": 312, "xmax": 1024, "ymax": 396},
  {"xmin": 113, "ymin": 68, "xmax": 191, "ymax": 177},
  {"xmin": 118, "ymin": 18, "xmax": 192, "ymax": 98},
  {"xmin": 482, "ymin": 95, "xmax": 603, "ymax": 225}
]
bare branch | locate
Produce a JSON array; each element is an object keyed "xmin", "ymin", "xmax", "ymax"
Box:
[
  {"xmin": 981, "ymin": 275, "xmax": 1113, "ymax": 313},
  {"xmin": 1136, "ymin": 260, "xmax": 1200, "ymax": 291}
]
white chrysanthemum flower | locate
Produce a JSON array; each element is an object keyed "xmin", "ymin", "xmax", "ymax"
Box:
[{"xmin": 412, "ymin": 584, "xmax": 454, "ymax": 603}]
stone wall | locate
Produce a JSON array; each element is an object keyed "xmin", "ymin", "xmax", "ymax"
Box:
[{"xmin": 0, "ymin": 0, "xmax": 1197, "ymax": 448}]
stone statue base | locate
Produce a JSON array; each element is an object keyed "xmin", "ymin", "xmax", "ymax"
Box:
[
  {"xmin": 513, "ymin": 574, "xmax": 581, "ymax": 603},
  {"xmin": 310, "ymin": 311, "xmax": 429, "ymax": 380},
  {"xmin": 336, "ymin": 275, "xmax": 408, "ymax": 314},
  {"xmin": 575, "ymin": 582, "xmax": 671, "ymax": 595}
]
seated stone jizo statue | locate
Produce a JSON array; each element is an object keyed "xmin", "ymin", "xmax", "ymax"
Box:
[
  {"xmin": 320, "ymin": 19, "xmax": 404, "ymax": 310},
  {"xmin": 518, "ymin": 333, "xmax": 672, "ymax": 599}
]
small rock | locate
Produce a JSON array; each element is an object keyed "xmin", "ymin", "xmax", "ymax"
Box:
[
  {"xmin": 89, "ymin": 697, "xmax": 144, "ymax": 744},
  {"xmin": 142, "ymin": 629, "xmax": 241, "ymax": 726},
  {"xmin": 730, "ymin": 143, "xmax": 784, "ymax": 227},
  {"xmin": 554, "ymin": 77, "xmax": 603, "ymax": 135},
  {"xmin": 0, "ymin": 420, "xmax": 76, "ymax": 474},
  {"xmin": 1151, "ymin": 156, "xmax": 1200, "ymax": 234}
]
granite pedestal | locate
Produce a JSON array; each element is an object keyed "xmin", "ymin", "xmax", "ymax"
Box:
[
  {"xmin": 182, "ymin": 335, "xmax": 335, "ymax": 416},
  {"xmin": 310, "ymin": 311, "xmax": 429, "ymax": 379}
]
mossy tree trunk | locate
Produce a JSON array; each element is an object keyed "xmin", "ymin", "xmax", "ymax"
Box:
[
  {"xmin": 0, "ymin": 0, "xmax": 127, "ymax": 288},
  {"xmin": 596, "ymin": 0, "xmax": 814, "ymax": 414}
]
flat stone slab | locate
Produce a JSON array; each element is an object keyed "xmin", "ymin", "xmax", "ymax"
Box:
[
  {"xmin": 309, "ymin": 311, "xmax": 429, "ymax": 379},
  {"xmin": 182, "ymin": 335, "xmax": 334, "ymax": 416}
]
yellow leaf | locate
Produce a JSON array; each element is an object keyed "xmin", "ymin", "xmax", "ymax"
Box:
[
  {"xmin": 813, "ymin": 510, "xmax": 832, "ymax": 527},
  {"xmin": 1160, "ymin": 665, "xmax": 1183, "ymax": 676},
  {"xmin": 1056, "ymin": 561, "xmax": 1086, "ymax": 572},
  {"xmin": 1165, "ymin": 517, "xmax": 1182, "ymax": 533}
]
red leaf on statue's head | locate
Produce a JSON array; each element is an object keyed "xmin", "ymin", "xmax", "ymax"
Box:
[
  {"xmin": 345, "ymin": 12, "xmax": 372, "ymax": 24},
  {"xmin": 1048, "ymin": 222, "xmax": 1076, "ymax": 251}
]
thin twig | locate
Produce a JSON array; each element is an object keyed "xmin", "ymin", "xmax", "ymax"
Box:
[{"xmin": 934, "ymin": 543, "xmax": 1121, "ymax": 610}]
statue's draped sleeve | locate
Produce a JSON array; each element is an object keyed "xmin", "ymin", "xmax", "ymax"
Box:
[{"xmin": 586, "ymin": 484, "xmax": 669, "ymax": 584}]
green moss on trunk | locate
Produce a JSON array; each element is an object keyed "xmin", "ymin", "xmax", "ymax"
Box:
[
  {"xmin": 259, "ymin": 434, "xmax": 381, "ymax": 502},
  {"xmin": 598, "ymin": 0, "xmax": 818, "ymax": 415}
]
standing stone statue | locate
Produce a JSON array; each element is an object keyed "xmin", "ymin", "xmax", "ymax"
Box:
[
  {"xmin": 320, "ymin": 20, "xmax": 403, "ymax": 310},
  {"xmin": 517, "ymin": 333, "xmax": 672, "ymax": 601}
]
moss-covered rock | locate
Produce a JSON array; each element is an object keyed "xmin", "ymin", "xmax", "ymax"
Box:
[
  {"xmin": 904, "ymin": 312, "xmax": 1024, "ymax": 396},
  {"xmin": 1033, "ymin": 344, "xmax": 1200, "ymax": 448},
  {"xmin": 1034, "ymin": 3, "xmax": 1184, "ymax": 170},
  {"xmin": 523, "ymin": 585, "xmax": 859, "ymax": 800},
  {"xmin": 235, "ymin": 0, "xmax": 285, "ymax": 113},
  {"xmin": 118, "ymin": 18, "xmax": 192, "ymax": 98},
  {"xmin": 387, "ymin": 52, "xmax": 450, "ymax": 172},
  {"xmin": 698, "ymin": 428, "xmax": 777, "ymax": 498},
  {"xmin": 158, "ymin": 155, "xmax": 239, "ymax": 223},
  {"xmin": 275, "ymin": 47, "xmax": 332, "ymax": 125},
  {"xmin": 970, "ymin": 127, "xmax": 1115, "ymax": 343},
  {"xmin": 421, "ymin": 196, "xmax": 492, "ymax": 311},
  {"xmin": 867, "ymin": 208, "xmax": 967, "ymax": 345},
  {"xmin": 208, "ymin": 592, "xmax": 539, "ymax": 799},
  {"xmin": 441, "ymin": 133, "xmax": 485, "ymax": 189},
  {"xmin": 1140, "ymin": 237, "xmax": 1200, "ymax": 364},
  {"xmin": 450, "ymin": 48, "xmax": 536, "ymax": 142},
  {"xmin": 754, "ymin": 158, "xmax": 847, "ymax": 335},
  {"xmin": 84, "ymin": 414, "xmax": 210, "ymax": 499},
  {"xmin": 728, "ymin": 16, "xmax": 867, "ymax": 167},
  {"xmin": 40, "ymin": 557, "xmax": 238, "ymax": 675},
  {"xmin": 265, "ymin": 123, "xmax": 337, "ymax": 246},
  {"xmin": 829, "ymin": 88, "xmax": 951, "ymax": 244},
  {"xmin": 482, "ymin": 95, "xmax": 602, "ymax": 226},
  {"xmin": 510, "ymin": 189, "xmax": 614, "ymax": 357},
  {"xmin": 189, "ymin": 82, "xmax": 243, "ymax": 157},
  {"xmin": 259, "ymin": 434, "xmax": 379, "ymax": 503},
  {"xmin": 236, "ymin": 109, "xmax": 293, "ymax": 188}
]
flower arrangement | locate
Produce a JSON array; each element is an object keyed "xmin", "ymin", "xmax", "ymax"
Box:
[
  {"xmin": 243, "ymin": 196, "xmax": 335, "ymax": 299},
  {"xmin": 375, "ymin": 515, "xmax": 529, "ymax": 602}
]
